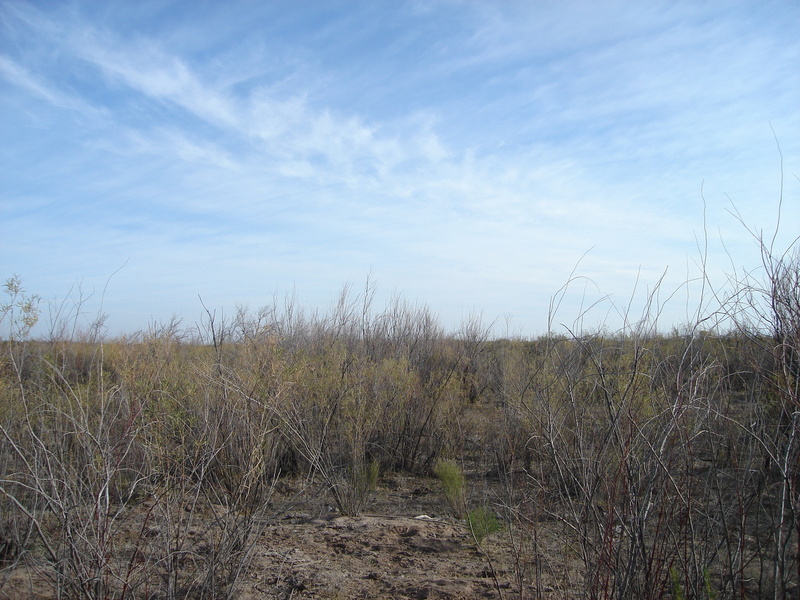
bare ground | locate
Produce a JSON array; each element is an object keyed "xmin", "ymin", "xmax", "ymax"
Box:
[{"xmin": 0, "ymin": 473, "xmax": 582, "ymax": 600}]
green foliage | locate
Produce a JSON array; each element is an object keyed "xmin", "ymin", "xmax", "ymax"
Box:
[
  {"xmin": 337, "ymin": 459, "xmax": 380, "ymax": 515},
  {"xmin": 671, "ymin": 568, "xmax": 686, "ymax": 600},
  {"xmin": 433, "ymin": 458, "xmax": 466, "ymax": 517},
  {"xmin": 703, "ymin": 568, "xmax": 716, "ymax": 600},
  {"xmin": 362, "ymin": 459, "xmax": 380, "ymax": 490},
  {"xmin": 467, "ymin": 506, "xmax": 502, "ymax": 544},
  {"xmin": 669, "ymin": 567, "xmax": 717, "ymax": 600}
]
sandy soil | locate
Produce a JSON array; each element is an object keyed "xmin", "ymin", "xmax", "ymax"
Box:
[{"xmin": 1, "ymin": 474, "xmax": 579, "ymax": 600}]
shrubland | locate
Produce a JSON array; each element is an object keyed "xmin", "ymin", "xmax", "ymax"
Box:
[{"xmin": 0, "ymin": 230, "xmax": 797, "ymax": 599}]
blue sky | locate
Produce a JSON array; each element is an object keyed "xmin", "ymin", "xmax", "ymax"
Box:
[{"xmin": 2, "ymin": 1, "xmax": 798, "ymax": 338}]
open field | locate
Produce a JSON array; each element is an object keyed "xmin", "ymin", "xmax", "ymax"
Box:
[{"xmin": 1, "ymin": 258, "xmax": 798, "ymax": 599}]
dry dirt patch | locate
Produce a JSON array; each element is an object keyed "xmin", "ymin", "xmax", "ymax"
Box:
[
  {"xmin": 1, "ymin": 475, "xmax": 571, "ymax": 599},
  {"xmin": 244, "ymin": 514, "xmax": 504, "ymax": 599}
]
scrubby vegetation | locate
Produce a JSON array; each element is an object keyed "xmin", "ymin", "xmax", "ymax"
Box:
[{"xmin": 1, "ymin": 225, "xmax": 798, "ymax": 599}]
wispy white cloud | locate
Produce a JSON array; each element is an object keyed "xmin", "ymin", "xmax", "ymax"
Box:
[
  {"xmin": 77, "ymin": 36, "xmax": 240, "ymax": 128},
  {"xmin": 1, "ymin": 0, "xmax": 798, "ymax": 336},
  {"xmin": 0, "ymin": 54, "xmax": 103, "ymax": 119}
]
